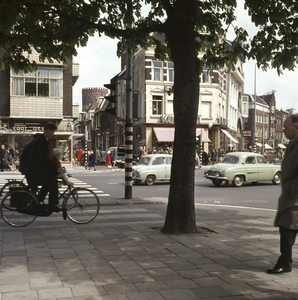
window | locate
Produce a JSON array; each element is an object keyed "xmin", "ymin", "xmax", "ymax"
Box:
[
  {"xmin": 202, "ymin": 66, "xmax": 210, "ymax": 83},
  {"xmin": 167, "ymin": 62, "xmax": 174, "ymax": 82},
  {"xmin": 152, "ymin": 157, "xmax": 164, "ymax": 165},
  {"xmin": 245, "ymin": 157, "xmax": 256, "ymax": 164},
  {"xmin": 152, "ymin": 95, "xmax": 163, "ymax": 115},
  {"xmin": 257, "ymin": 156, "xmax": 267, "ymax": 164},
  {"xmin": 165, "ymin": 157, "xmax": 172, "ymax": 164},
  {"xmin": 11, "ymin": 68, "xmax": 63, "ymax": 97},
  {"xmin": 152, "ymin": 61, "xmax": 163, "ymax": 81}
]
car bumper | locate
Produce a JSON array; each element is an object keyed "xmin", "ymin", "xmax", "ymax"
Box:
[{"xmin": 204, "ymin": 175, "xmax": 228, "ymax": 180}]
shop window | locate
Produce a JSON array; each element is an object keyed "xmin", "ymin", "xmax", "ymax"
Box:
[{"xmin": 56, "ymin": 140, "xmax": 71, "ymax": 162}]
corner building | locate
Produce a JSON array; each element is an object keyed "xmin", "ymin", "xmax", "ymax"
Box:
[{"xmin": 132, "ymin": 35, "xmax": 245, "ymax": 154}]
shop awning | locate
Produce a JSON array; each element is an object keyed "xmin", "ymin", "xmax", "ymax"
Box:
[
  {"xmin": 278, "ymin": 143, "xmax": 287, "ymax": 149},
  {"xmin": 153, "ymin": 127, "xmax": 175, "ymax": 142},
  {"xmin": 221, "ymin": 129, "xmax": 239, "ymax": 144},
  {"xmin": 256, "ymin": 143, "xmax": 273, "ymax": 150},
  {"xmin": 196, "ymin": 128, "xmax": 211, "ymax": 142},
  {"xmin": 153, "ymin": 127, "xmax": 210, "ymax": 142}
]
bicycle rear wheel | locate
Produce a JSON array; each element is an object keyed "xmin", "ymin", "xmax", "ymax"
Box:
[
  {"xmin": 1, "ymin": 189, "xmax": 39, "ymax": 227},
  {"xmin": 64, "ymin": 187, "xmax": 100, "ymax": 224},
  {"xmin": 0, "ymin": 180, "xmax": 26, "ymax": 198}
]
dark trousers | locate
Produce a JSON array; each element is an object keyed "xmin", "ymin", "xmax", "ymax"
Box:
[
  {"xmin": 275, "ymin": 226, "xmax": 298, "ymax": 270},
  {"xmin": 26, "ymin": 175, "xmax": 59, "ymax": 208}
]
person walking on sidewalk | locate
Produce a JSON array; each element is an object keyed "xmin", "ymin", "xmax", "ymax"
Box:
[
  {"xmin": 267, "ymin": 115, "xmax": 298, "ymax": 275},
  {"xmin": 103, "ymin": 151, "xmax": 114, "ymax": 171}
]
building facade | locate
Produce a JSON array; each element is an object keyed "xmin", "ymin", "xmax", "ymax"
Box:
[{"xmin": 0, "ymin": 48, "xmax": 79, "ymax": 167}]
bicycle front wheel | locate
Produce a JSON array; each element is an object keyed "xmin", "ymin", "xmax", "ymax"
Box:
[
  {"xmin": 1, "ymin": 189, "xmax": 39, "ymax": 227},
  {"xmin": 64, "ymin": 187, "xmax": 100, "ymax": 224}
]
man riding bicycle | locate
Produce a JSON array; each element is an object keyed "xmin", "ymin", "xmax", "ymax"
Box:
[{"xmin": 26, "ymin": 122, "xmax": 64, "ymax": 213}]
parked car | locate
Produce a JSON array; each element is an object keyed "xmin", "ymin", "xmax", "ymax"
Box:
[
  {"xmin": 132, "ymin": 154, "xmax": 172, "ymax": 185},
  {"xmin": 204, "ymin": 152, "xmax": 281, "ymax": 187}
]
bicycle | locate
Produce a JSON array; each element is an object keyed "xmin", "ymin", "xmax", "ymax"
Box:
[{"xmin": 0, "ymin": 179, "xmax": 100, "ymax": 227}]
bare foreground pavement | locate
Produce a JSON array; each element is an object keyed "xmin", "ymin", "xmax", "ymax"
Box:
[
  {"xmin": 0, "ymin": 191, "xmax": 297, "ymax": 300},
  {"xmin": 0, "ymin": 168, "xmax": 297, "ymax": 299}
]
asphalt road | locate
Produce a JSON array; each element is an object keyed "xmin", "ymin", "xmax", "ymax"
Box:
[{"xmin": 72, "ymin": 167, "xmax": 280, "ymax": 211}]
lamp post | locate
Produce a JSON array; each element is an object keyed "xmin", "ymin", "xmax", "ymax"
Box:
[
  {"xmin": 254, "ymin": 63, "xmax": 257, "ymax": 153},
  {"xmin": 262, "ymin": 106, "xmax": 265, "ymax": 155}
]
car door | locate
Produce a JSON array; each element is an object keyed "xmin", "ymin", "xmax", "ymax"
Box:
[
  {"xmin": 151, "ymin": 156, "xmax": 166, "ymax": 179},
  {"xmin": 165, "ymin": 156, "xmax": 172, "ymax": 179},
  {"xmin": 244, "ymin": 155, "xmax": 259, "ymax": 182},
  {"xmin": 257, "ymin": 155, "xmax": 273, "ymax": 181}
]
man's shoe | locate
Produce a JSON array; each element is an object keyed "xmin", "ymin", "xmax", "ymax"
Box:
[
  {"xmin": 50, "ymin": 205, "xmax": 62, "ymax": 213},
  {"xmin": 267, "ymin": 267, "xmax": 291, "ymax": 274}
]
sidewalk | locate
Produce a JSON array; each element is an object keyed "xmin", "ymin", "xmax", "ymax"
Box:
[{"xmin": 0, "ymin": 188, "xmax": 297, "ymax": 299}]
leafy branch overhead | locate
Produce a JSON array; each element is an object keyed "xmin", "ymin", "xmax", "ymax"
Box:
[{"xmin": 1, "ymin": 0, "xmax": 297, "ymax": 74}]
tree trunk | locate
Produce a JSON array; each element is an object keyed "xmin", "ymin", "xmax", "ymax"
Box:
[{"xmin": 161, "ymin": 0, "xmax": 200, "ymax": 234}]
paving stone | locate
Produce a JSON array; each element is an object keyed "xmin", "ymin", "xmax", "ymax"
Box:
[
  {"xmin": 126, "ymin": 291, "xmax": 165, "ymax": 300},
  {"xmin": 71, "ymin": 285, "xmax": 106, "ymax": 297},
  {"xmin": 3, "ymin": 291, "xmax": 38, "ymax": 300},
  {"xmin": 159, "ymin": 289, "xmax": 199, "ymax": 299}
]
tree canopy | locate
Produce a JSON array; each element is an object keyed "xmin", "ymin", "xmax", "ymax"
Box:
[
  {"xmin": 2, "ymin": 0, "xmax": 297, "ymax": 73},
  {"xmin": 1, "ymin": 0, "xmax": 298, "ymax": 233}
]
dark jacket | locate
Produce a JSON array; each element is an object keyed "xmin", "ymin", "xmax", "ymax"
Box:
[
  {"xmin": 26, "ymin": 134, "xmax": 58, "ymax": 184},
  {"xmin": 19, "ymin": 140, "xmax": 34, "ymax": 175},
  {"xmin": 274, "ymin": 134, "xmax": 298, "ymax": 230}
]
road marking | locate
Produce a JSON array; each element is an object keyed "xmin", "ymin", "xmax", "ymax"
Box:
[{"xmin": 195, "ymin": 203, "xmax": 276, "ymax": 212}]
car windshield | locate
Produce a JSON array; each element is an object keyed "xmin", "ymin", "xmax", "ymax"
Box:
[
  {"xmin": 138, "ymin": 157, "xmax": 150, "ymax": 165},
  {"xmin": 221, "ymin": 155, "xmax": 240, "ymax": 164}
]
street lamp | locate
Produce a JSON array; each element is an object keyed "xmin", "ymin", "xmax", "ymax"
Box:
[{"xmin": 254, "ymin": 63, "xmax": 257, "ymax": 153}]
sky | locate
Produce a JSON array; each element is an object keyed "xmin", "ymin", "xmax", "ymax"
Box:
[{"xmin": 73, "ymin": 1, "xmax": 298, "ymax": 113}]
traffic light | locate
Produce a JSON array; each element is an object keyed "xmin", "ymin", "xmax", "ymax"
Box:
[{"xmin": 104, "ymin": 80, "xmax": 121, "ymax": 118}]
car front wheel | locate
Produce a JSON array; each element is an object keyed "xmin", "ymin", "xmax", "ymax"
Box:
[
  {"xmin": 272, "ymin": 172, "xmax": 281, "ymax": 185},
  {"xmin": 146, "ymin": 175, "xmax": 155, "ymax": 186},
  {"xmin": 212, "ymin": 179, "xmax": 223, "ymax": 186},
  {"xmin": 233, "ymin": 175, "xmax": 244, "ymax": 187}
]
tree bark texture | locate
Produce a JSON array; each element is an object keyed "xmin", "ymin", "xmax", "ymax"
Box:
[{"xmin": 161, "ymin": 0, "xmax": 200, "ymax": 234}]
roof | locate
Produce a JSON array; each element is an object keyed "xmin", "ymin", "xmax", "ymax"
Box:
[{"xmin": 243, "ymin": 93, "xmax": 268, "ymax": 106}]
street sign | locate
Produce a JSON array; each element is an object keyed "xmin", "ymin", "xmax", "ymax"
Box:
[
  {"xmin": 243, "ymin": 130, "xmax": 252, "ymax": 137},
  {"xmin": 136, "ymin": 133, "xmax": 141, "ymax": 140}
]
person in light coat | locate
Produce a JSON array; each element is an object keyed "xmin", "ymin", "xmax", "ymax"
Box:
[{"xmin": 267, "ymin": 115, "xmax": 298, "ymax": 274}]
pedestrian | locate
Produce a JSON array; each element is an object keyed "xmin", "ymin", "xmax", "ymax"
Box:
[
  {"xmin": 0, "ymin": 144, "xmax": 9, "ymax": 172},
  {"xmin": 195, "ymin": 150, "xmax": 201, "ymax": 169},
  {"xmin": 267, "ymin": 115, "xmax": 298, "ymax": 275},
  {"xmin": 95, "ymin": 147, "xmax": 100, "ymax": 164},
  {"xmin": 77, "ymin": 148, "xmax": 83, "ymax": 165},
  {"xmin": 88, "ymin": 150, "xmax": 96, "ymax": 171},
  {"xmin": 202, "ymin": 151, "xmax": 209, "ymax": 165},
  {"xmin": 103, "ymin": 151, "xmax": 114, "ymax": 171},
  {"xmin": 8, "ymin": 144, "xmax": 16, "ymax": 171}
]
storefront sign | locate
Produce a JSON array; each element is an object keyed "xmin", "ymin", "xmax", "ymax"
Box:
[
  {"xmin": 243, "ymin": 130, "xmax": 252, "ymax": 137},
  {"xmin": 161, "ymin": 115, "xmax": 201, "ymax": 124}
]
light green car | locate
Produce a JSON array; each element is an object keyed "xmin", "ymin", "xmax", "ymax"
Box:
[{"xmin": 204, "ymin": 152, "xmax": 281, "ymax": 187}]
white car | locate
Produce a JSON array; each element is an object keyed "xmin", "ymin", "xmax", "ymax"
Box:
[{"xmin": 132, "ymin": 154, "xmax": 172, "ymax": 185}]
